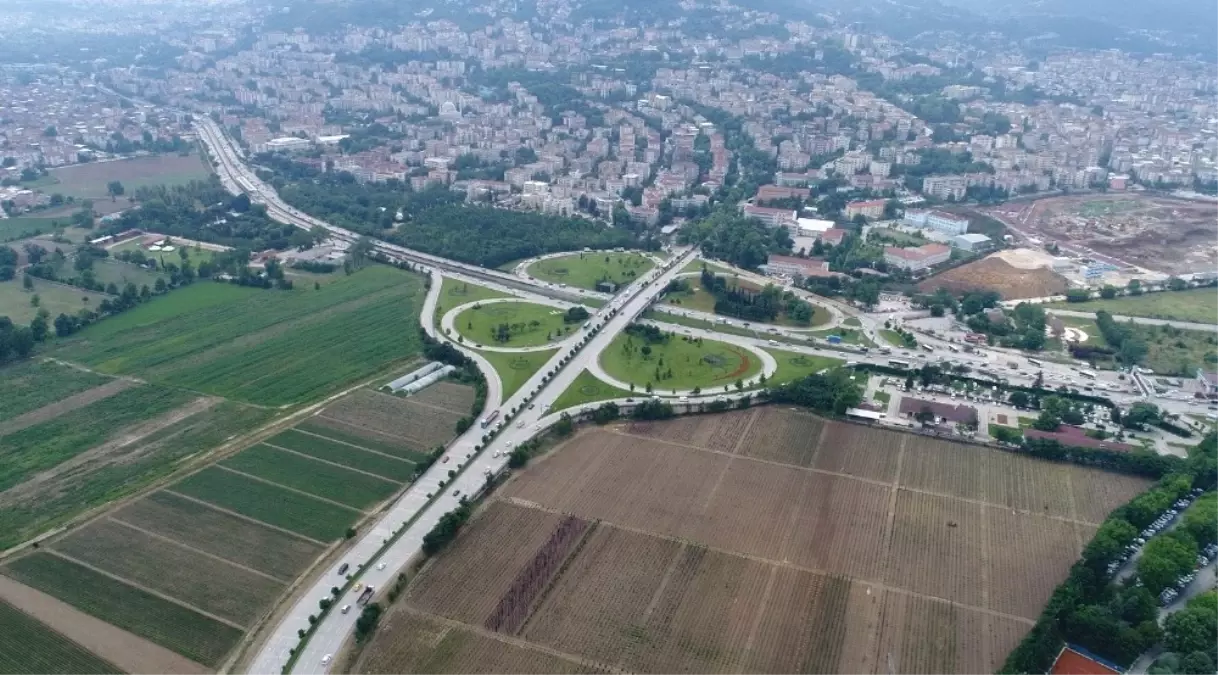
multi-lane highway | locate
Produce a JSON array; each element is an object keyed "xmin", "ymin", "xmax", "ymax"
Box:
[{"xmin": 193, "ymin": 118, "xmax": 1211, "ymax": 674}]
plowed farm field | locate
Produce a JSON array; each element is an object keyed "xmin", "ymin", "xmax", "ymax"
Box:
[{"xmin": 360, "ymin": 407, "xmax": 1152, "ymax": 674}]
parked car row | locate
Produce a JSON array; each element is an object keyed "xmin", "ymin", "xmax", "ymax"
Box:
[{"xmin": 1108, "ymin": 489, "xmax": 1205, "ymax": 579}]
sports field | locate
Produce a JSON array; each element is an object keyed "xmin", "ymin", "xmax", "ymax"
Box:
[
  {"xmin": 40, "ymin": 154, "xmax": 212, "ymax": 200},
  {"xmin": 53, "ymin": 265, "xmax": 426, "ymax": 405},
  {"xmin": 455, "ymin": 301, "xmax": 577, "ymax": 348},
  {"xmin": 359, "ymin": 408, "xmax": 1151, "ymax": 674},
  {"xmin": 600, "ymin": 331, "xmax": 763, "ymax": 391},
  {"xmin": 527, "ymin": 251, "xmax": 654, "ymax": 291}
]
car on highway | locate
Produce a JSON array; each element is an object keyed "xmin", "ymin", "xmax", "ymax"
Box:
[
  {"xmin": 452, "ymin": 489, "xmax": 460, "ymax": 497},
  {"xmin": 322, "ymin": 654, "xmax": 332, "ymax": 666},
  {"xmin": 353, "ymin": 582, "xmax": 362, "ymax": 592},
  {"xmin": 341, "ymin": 604, "xmax": 351, "ymax": 614}
]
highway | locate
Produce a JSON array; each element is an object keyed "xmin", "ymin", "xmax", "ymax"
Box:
[{"xmin": 194, "ymin": 118, "xmax": 1211, "ymax": 673}]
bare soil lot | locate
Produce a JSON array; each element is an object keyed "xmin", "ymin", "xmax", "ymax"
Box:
[
  {"xmin": 43, "ymin": 154, "xmax": 212, "ymax": 200},
  {"xmin": 984, "ymin": 194, "xmax": 1218, "ymax": 275},
  {"xmin": 919, "ymin": 256, "xmax": 1069, "ymax": 300},
  {"xmin": 361, "ymin": 408, "xmax": 1152, "ymax": 673}
]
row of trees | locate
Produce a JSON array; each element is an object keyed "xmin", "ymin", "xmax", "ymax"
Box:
[
  {"xmin": 677, "ymin": 212, "xmax": 793, "ymax": 270},
  {"xmin": 1095, "ymin": 310, "xmax": 1149, "ymax": 366},
  {"xmin": 1001, "ymin": 433, "xmax": 1216, "ymax": 673}
]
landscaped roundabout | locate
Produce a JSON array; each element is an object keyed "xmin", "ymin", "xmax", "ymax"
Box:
[
  {"xmin": 448, "ymin": 298, "xmax": 584, "ymax": 349},
  {"xmin": 597, "ymin": 325, "xmax": 774, "ymax": 394}
]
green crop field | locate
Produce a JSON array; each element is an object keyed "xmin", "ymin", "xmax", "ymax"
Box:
[
  {"xmin": 0, "ymin": 274, "xmax": 107, "ymax": 324},
  {"xmin": 478, "ymin": 348, "xmax": 558, "ymax": 399},
  {"xmin": 766, "ymin": 350, "xmax": 844, "ymax": 386},
  {"xmin": 221, "ymin": 444, "xmax": 401, "ymax": 510},
  {"xmin": 0, "ymin": 360, "xmax": 110, "ymax": 423},
  {"xmin": 0, "ymin": 384, "xmax": 196, "ymax": 495},
  {"xmin": 53, "ymin": 266, "xmax": 426, "ymax": 406},
  {"xmin": 0, "ymin": 598, "xmax": 120, "ymax": 674},
  {"xmin": 170, "ymin": 467, "xmax": 359, "ymax": 541},
  {"xmin": 527, "ymin": 251, "xmax": 654, "ymax": 290},
  {"xmin": 2, "ymin": 553, "xmax": 243, "ymax": 668},
  {"xmin": 434, "ymin": 278, "xmax": 509, "ymax": 322},
  {"xmin": 288, "ymin": 423, "xmax": 429, "ymax": 463},
  {"xmin": 265, "ymin": 431, "xmax": 417, "ymax": 481},
  {"xmin": 52, "ymin": 519, "xmax": 285, "ymax": 627},
  {"xmin": 1046, "ymin": 288, "xmax": 1218, "ymax": 325},
  {"xmin": 114, "ymin": 491, "xmax": 324, "ymax": 582},
  {"xmin": 550, "ymin": 369, "xmax": 634, "ymax": 412},
  {"xmin": 41, "ymin": 154, "xmax": 212, "ymax": 200},
  {"xmin": 41, "ymin": 258, "xmax": 164, "ymax": 291},
  {"xmin": 600, "ymin": 331, "xmax": 763, "ymax": 392},
  {"xmin": 0, "ymin": 398, "xmax": 273, "ymax": 551},
  {"xmin": 0, "ymin": 215, "xmax": 76, "ymax": 243},
  {"xmin": 454, "ymin": 301, "xmax": 578, "ymax": 348}
]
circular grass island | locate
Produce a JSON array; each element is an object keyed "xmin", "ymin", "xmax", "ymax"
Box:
[
  {"xmin": 599, "ymin": 329, "xmax": 765, "ymax": 393},
  {"xmin": 527, "ymin": 251, "xmax": 655, "ymax": 291},
  {"xmin": 453, "ymin": 300, "xmax": 582, "ymax": 348}
]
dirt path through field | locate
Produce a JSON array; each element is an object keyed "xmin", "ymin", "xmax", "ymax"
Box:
[
  {"xmin": 0, "ymin": 397, "xmax": 218, "ymax": 511},
  {"xmin": 0, "ymin": 575, "xmax": 210, "ymax": 674},
  {"xmin": 0, "ymin": 379, "xmax": 134, "ymax": 436}
]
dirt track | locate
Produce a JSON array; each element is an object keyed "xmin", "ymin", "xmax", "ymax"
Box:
[
  {"xmin": 0, "ymin": 575, "xmax": 209, "ymax": 674},
  {"xmin": 919, "ymin": 257, "xmax": 1069, "ymax": 300}
]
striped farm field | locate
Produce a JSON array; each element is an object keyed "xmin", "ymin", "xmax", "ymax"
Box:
[
  {"xmin": 291, "ymin": 422, "xmax": 430, "ymax": 462},
  {"xmin": 0, "ymin": 598, "xmax": 121, "ymax": 675},
  {"xmin": 0, "ymin": 360, "xmax": 110, "ymax": 424},
  {"xmin": 170, "ymin": 467, "xmax": 359, "ymax": 541},
  {"xmin": 265, "ymin": 430, "xmax": 417, "ymax": 482},
  {"xmin": 221, "ymin": 444, "xmax": 401, "ymax": 510},
  {"xmin": 364, "ymin": 406, "xmax": 1155, "ymax": 674},
  {"xmin": 113, "ymin": 491, "xmax": 324, "ymax": 581},
  {"xmin": 2, "ymin": 553, "xmax": 243, "ymax": 668},
  {"xmin": 51, "ymin": 519, "xmax": 285, "ymax": 627}
]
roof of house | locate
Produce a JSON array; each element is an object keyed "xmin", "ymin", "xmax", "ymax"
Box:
[
  {"xmin": 820, "ymin": 228, "xmax": 847, "ymax": 244},
  {"xmin": 764, "ymin": 254, "xmax": 839, "ymax": 277},
  {"xmin": 846, "ymin": 198, "xmax": 886, "ymax": 208},
  {"xmin": 1049, "ymin": 646, "xmax": 1123, "ymax": 675},
  {"xmin": 898, "ymin": 397, "xmax": 978, "ymax": 424}
]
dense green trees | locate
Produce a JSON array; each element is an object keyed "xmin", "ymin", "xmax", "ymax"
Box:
[
  {"xmin": 699, "ymin": 269, "xmax": 813, "ymax": 325},
  {"xmin": 1181, "ymin": 493, "xmax": 1216, "ymax": 547},
  {"xmin": 766, "ymin": 368, "xmax": 862, "ymax": 415},
  {"xmin": 421, "ymin": 499, "xmax": 473, "ymax": 555},
  {"xmin": 1095, "ymin": 310, "xmax": 1149, "ymax": 366},
  {"xmin": 678, "ymin": 212, "xmax": 792, "ymax": 269},
  {"xmin": 1137, "ymin": 530, "xmax": 1199, "ymax": 595}
]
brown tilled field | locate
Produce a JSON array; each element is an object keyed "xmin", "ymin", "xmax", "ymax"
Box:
[
  {"xmin": 918, "ymin": 256, "xmax": 1069, "ymax": 300},
  {"xmin": 357, "ymin": 407, "xmax": 1151, "ymax": 674}
]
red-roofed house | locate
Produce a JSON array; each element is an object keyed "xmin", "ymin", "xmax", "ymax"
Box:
[
  {"xmin": 1049, "ymin": 646, "xmax": 1123, "ymax": 675},
  {"xmin": 756, "ymin": 184, "xmax": 811, "ymax": 203},
  {"xmin": 883, "ymin": 243, "xmax": 951, "ymax": 271}
]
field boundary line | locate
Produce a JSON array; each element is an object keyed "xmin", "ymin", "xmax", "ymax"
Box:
[
  {"xmin": 43, "ymin": 550, "xmax": 247, "ymax": 629},
  {"xmin": 697, "ymin": 454, "xmax": 735, "ymax": 513},
  {"xmin": 610, "ymin": 428, "xmax": 1101, "ymax": 527},
  {"xmin": 312, "ymin": 414, "xmax": 428, "ymax": 449},
  {"xmin": 260, "ymin": 443, "xmax": 404, "ymax": 485},
  {"xmin": 776, "ymin": 470, "xmax": 813, "ymax": 563},
  {"xmin": 624, "ymin": 538, "xmax": 688, "ymax": 669},
  {"xmin": 159, "ymin": 490, "xmax": 329, "ymax": 546},
  {"xmin": 397, "ymin": 395, "xmax": 465, "ymax": 416},
  {"xmin": 729, "ymin": 407, "xmax": 761, "ymax": 455},
  {"xmin": 1063, "ymin": 467, "xmax": 1085, "ymax": 553},
  {"xmin": 979, "ymin": 503, "xmax": 994, "ymax": 671},
  {"xmin": 503, "ymin": 499, "xmax": 1036, "ymax": 627},
  {"xmin": 878, "ymin": 435, "xmax": 907, "ymax": 586},
  {"xmin": 739, "ymin": 563, "xmax": 778, "ymax": 670},
  {"xmin": 210, "ymin": 465, "xmax": 367, "ymax": 513},
  {"xmin": 0, "ymin": 379, "xmax": 135, "ymax": 437},
  {"xmin": 400, "ymin": 604, "xmax": 625, "ymax": 674},
  {"xmin": 288, "ymin": 428, "xmax": 420, "ymax": 463},
  {"xmin": 807, "ymin": 418, "xmax": 830, "ymax": 467},
  {"xmin": 106, "ymin": 517, "xmax": 292, "ymax": 584}
]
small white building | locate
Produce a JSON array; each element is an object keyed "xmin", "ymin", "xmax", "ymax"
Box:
[{"xmin": 951, "ymin": 233, "xmax": 991, "ymax": 251}]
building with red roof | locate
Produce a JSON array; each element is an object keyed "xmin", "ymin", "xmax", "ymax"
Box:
[{"xmin": 1049, "ymin": 646, "xmax": 1123, "ymax": 675}]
